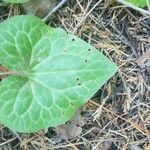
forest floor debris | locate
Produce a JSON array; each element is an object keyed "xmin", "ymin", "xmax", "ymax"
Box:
[{"xmin": 0, "ymin": 0, "xmax": 150, "ymax": 149}]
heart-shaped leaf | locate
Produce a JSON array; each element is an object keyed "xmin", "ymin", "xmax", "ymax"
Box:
[
  {"xmin": 0, "ymin": 15, "xmax": 117, "ymax": 133},
  {"xmin": 3, "ymin": 0, "xmax": 29, "ymax": 3}
]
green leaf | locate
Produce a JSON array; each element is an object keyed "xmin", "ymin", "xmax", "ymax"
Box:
[
  {"xmin": 0, "ymin": 15, "xmax": 117, "ymax": 133},
  {"xmin": 126, "ymin": 0, "xmax": 148, "ymax": 7},
  {"xmin": 3, "ymin": 0, "xmax": 29, "ymax": 4}
]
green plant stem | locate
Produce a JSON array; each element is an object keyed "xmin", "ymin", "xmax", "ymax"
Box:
[
  {"xmin": 43, "ymin": 0, "xmax": 68, "ymax": 22},
  {"xmin": 117, "ymin": 0, "xmax": 150, "ymax": 15},
  {"xmin": 146, "ymin": 0, "xmax": 150, "ymax": 9}
]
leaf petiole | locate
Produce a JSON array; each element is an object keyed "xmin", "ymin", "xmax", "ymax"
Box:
[
  {"xmin": 0, "ymin": 71, "xmax": 26, "ymax": 76},
  {"xmin": 0, "ymin": 71, "xmax": 14, "ymax": 76}
]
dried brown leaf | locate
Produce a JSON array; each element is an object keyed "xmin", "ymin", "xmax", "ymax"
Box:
[
  {"xmin": 137, "ymin": 51, "xmax": 150, "ymax": 68},
  {"xmin": 53, "ymin": 107, "xmax": 86, "ymax": 143},
  {"xmin": 22, "ymin": 0, "xmax": 57, "ymax": 18},
  {"xmin": 97, "ymin": 141, "xmax": 113, "ymax": 150}
]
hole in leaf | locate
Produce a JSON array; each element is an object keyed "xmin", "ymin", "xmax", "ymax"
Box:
[
  {"xmin": 62, "ymin": 112, "xmax": 65, "ymax": 116},
  {"xmin": 70, "ymin": 102, "xmax": 74, "ymax": 106},
  {"xmin": 76, "ymin": 78, "xmax": 80, "ymax": 81},
  {"xmin": 64, "ymin": 49, "xmax": 67, "ymax": 52},
  {"xmin": 66, "ymin": 121, "xmax": 71, "ymax": 124}
]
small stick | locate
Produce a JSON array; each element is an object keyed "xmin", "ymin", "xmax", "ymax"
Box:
[{"xmin": 43, "ymin": 0, "xmax": 68, "ymax": 22}]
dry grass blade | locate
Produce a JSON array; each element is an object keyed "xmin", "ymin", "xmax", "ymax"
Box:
[{"xmin": 0, "ymin": 137, "xmax": 16, "ymax": 146}]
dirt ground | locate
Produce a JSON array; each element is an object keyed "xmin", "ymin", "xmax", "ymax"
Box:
[{"xmin": 0, "ymin": 0, "xmax": 150, "ymax": 149}]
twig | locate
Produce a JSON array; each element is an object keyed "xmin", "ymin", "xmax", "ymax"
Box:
[
  {"xmin": 53, "ymin": 138, "xmax": 116, "ymax": 149},
  {"xmin": 117, "ymin": 0, "xmax": 150, "ymax": 15},
  {"xmin": 0, "ymin": 137, "xmax": 17, "ymax": 146},
  {"xmin": 43, "ymin": 0, "xmax": 68, "ymax": 22}
]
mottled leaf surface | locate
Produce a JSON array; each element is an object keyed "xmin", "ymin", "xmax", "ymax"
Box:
[{"xmin": 0, "ymin": 16, "xmax": 117, "ymax": 133}]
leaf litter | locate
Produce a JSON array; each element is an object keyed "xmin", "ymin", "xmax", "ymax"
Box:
[
  {"xmin": 0, "ymin": 0, "xmax": 150, "ymax": 149},
  {"xmin": 53, "ymin": 107, "xmax": 86, "ymax": 143}
]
